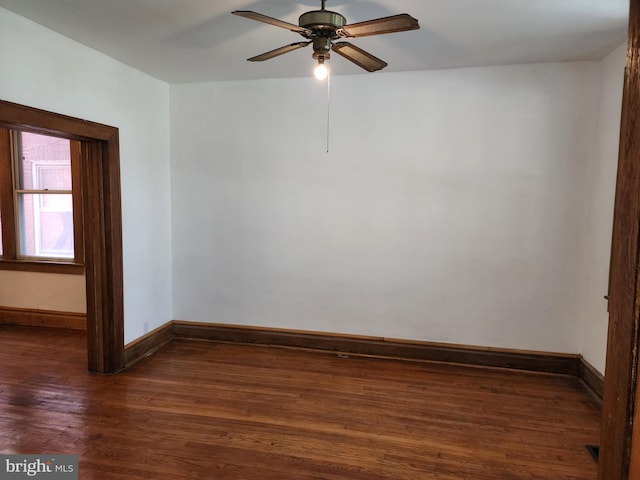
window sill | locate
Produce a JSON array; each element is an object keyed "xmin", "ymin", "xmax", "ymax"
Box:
[{"xmin": 0, "ymin": 259, "xmax": 85, "ymax": 275}]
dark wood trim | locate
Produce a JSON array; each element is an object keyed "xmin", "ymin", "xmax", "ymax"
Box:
[
  {"xmin": 0, "ymin": 99, "xmax": 124, "ymax": 374},
  {"xmin": 70, "ymin": 140, "xmax": 84, "ymax": 265},
  {"xmin": 631, "ymin": 371, "xmax": 640, "ymax": 478},
  {"xmin": 0, "ymin": 259, "xmax": 84, "ymax": 274},
  {"xmin": 172, "ymin": 321, "xmax": 581, "ymax": 376},
  {"xmin": 127, "ymin": 320, "xmax": 583, "ymax": 378},
  {"xmin": 103, "ymin": 134, "xmax": 124, "ymax": 372},
  {"xmin": 0, "ymin": 129, "xmax": 15, "ymax": 259},
  {"xmin": 579, "ymin": 357, "xmax": 605, "ymax": 401},
  {"xmin": 599, "ymin": 1, "xmax": 640, "ymax": 478},
  {"xmin": 0, "ymin": 101, "xmax": 117, "ymax": 142},
  {"xmin": 0, "ymin": 306, "xmax": 86, "ymax": 330},
  {"xmin": 124, "ymin": 321, "xmax": 173, "ymax": 368},
  {"xmin": 81, "ymin": 138, "xmax": 124, "ymax": 373}
]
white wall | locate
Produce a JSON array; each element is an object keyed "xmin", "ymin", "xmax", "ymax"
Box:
[
  {"xmin": 580, "ymin": 42, "xmax": 626, "ymax": 374},
  {"xmin": 0, "ymin": 7, "xmax": 173, "ymax": 342},
  {"xmin": 171, "ymin": 62, "xmax": 602, "ymax": 353}
]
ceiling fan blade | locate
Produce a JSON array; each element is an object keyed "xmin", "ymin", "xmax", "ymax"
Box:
[
  {"xmin": 247, "ymin": 41, "xmax": 312, "ymax": 62},
  {"xmin": 338, "ymin": 13, "xmax": 419, "ymax": 38},
  {"xmin": 332, "ymin": 42, "xmax": 388, "ymax": 72},
  {"xmin": 232, "ymin": 10, "xmax": 312, "ymax": 35}
]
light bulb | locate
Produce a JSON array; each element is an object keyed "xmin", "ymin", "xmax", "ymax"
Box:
[{"xmin": 314, "ymin": 62, "xmax": 328, "ymax": 80}]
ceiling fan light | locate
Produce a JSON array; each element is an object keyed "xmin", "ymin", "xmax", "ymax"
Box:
[
  {"xmin": 314, "ymin": 59, "xmax": 328, "ymax": 80},
  {"xmin": 314, "ymin": 63, "xmax": 328, "ymax": 80}
]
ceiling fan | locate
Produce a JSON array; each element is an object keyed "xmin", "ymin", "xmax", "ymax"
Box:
[{"xmin": 232, "ymin": 1, "xmax": 420, "ymax": 78}]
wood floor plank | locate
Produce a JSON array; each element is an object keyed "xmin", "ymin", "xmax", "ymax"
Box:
[{"xmin": 0, "ymin": 325, "xmax": 600, "ymax": 479}]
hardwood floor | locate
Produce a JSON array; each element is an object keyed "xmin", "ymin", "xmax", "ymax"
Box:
[{"xmin": 0, "ymin": 325, "xmax": 600, "ymax": 479}]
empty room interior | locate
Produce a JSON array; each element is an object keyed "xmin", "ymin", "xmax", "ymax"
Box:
[{"xmin": 0, "ymin": 0, "xmax": 634, "ymax": 478}]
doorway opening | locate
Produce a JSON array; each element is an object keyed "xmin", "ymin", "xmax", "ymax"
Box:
[{"xmin": 0, "ymin": 99, "xmax": 124, "ymax": 373}]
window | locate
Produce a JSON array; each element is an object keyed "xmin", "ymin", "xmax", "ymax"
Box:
[{"xmin": 0, "ymin": 128, "xmax": 83, "ymax": 273}]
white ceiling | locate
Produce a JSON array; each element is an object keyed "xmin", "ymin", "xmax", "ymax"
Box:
[{"xmin": 0, "ymin": 0, "xmax": 629, "ymax": 83}]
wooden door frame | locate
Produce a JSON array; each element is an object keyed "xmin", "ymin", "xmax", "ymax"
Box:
[
  {"xmin": 599, "ymin": 0, "xmax": 640, "ymax": 478},
  {"xmin": 0, "ymin": 99, "xmax": 124, "ymax": 373}
]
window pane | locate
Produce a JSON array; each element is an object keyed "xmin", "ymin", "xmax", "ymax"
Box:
[
  {"xmin": 17, "ymin": 193, "xmax": 74, "ymax": 259},
  {"xmin": 16, "ymin": 132, "xmax": 71, "ymax": 190}
]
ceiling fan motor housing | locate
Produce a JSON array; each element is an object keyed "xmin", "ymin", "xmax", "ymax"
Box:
[
  {"xmin": 299, "ymin": 10, "xmax": 346, "ymax": 35},
  {"xmin": 300, "ymin": 10, "xmax": 346, "ymax": 60}
]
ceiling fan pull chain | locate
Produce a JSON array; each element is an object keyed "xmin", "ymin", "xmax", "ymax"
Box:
[{"xmin": 326, "ymin": 65, "xmax": 331, "ymax": 153}]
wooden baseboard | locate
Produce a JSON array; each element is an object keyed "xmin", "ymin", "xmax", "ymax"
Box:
[
  {"xmin": 124, "ymin": 321, "xmax": 173, "ymax": 368},
  {"xmin": 122, "ymin": 320, "xmax": 585, "ymax": 378},
  {"xmin": 0, "ymin": 306, "xmax": 86, "ymax": 330},
  {"xmin": 578, "ymin": 357, "xmax": 604, "ymax": 400},
  {"xmin": 171, "ymin": 321, "xmax": 581, "ymax": 376}
]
